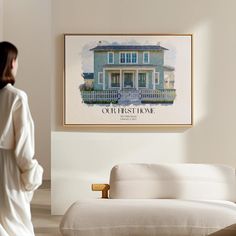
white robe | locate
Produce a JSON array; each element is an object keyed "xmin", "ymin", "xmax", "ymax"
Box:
[{"xmin": 0, "ymin": 83, "xmax": 43, "ymax": 236}]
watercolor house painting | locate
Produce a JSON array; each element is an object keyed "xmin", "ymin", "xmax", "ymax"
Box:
[{"xmin": 80, "ymin": 42, "xmax": 176, "ymax": 105}]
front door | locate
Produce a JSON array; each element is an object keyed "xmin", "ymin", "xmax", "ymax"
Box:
[{"xmin": 123, "ymin": 72, "xmax": 134, "ymax": 89}]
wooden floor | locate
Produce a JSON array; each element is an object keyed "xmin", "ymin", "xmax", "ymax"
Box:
[
  {"xmin": 209, "ymin": 224, "xmax": 236, "ymax": 236},
  {"xmin": 31, "ymin": 185, "xmax": 62, "ymax": 236}
]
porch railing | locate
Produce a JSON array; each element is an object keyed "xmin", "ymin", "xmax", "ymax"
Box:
[
  {"xmin": 81, "ymin": 90, "xmax": 119, "ymax": 103},
  {"xmin": 140, "ymin": 89, "xmax": 176, "ymax": 102},
  {"xmin": 81, "ymin": 89, "xmax": 176, "ymax": 104}
]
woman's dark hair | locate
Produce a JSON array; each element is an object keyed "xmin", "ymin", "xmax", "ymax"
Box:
[{"xmin": 0, "ymin": 41, "xmax": 18, "ymax": 89}]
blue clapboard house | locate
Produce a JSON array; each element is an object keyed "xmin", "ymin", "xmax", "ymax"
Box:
[{"xmin": 81, "ymin": 42, "xmax": 176, "ymax": 105}]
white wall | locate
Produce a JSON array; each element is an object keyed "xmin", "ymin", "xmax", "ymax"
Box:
[
  {"xmin": 51, "ymin": 0, "xmax": 236, "ymax": 214},
  {"xmin": 0, "ymin": 0, "xmax": 3, "ymax": 40},
  {"xmin": 2, "ymin": 0, "xmax": 236, "ymax": 215},
  {"xmin": 3, "ymin": 0, "xmax": 52, "ymax": 179}
]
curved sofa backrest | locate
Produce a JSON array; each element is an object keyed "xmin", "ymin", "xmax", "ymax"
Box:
[{"xmin": 109, "ymin": 163, "xmax": 236, "ymax": 201}]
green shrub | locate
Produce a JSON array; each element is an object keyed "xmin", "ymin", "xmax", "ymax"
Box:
[
  {"xmin": 141, "ymin": 100, "xmax": 174, "ymax": 104},
  {"xmin": 83, "ymin": 100, "xmax": 118, "ymax": 104}
]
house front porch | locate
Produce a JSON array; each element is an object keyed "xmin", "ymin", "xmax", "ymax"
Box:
[{"xmin": 101, "ymin": 66, "xmax": 159, "ymax": 91}]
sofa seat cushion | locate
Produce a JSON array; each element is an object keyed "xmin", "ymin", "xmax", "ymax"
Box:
[{"xmin": 60, "ymin": 199, "xmax": 236, "ymax": 236}]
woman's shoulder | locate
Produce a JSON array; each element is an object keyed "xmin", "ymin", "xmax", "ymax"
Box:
[{"xmin": 5, "ymin": 83, "xmax": 28, "ymax": 101}]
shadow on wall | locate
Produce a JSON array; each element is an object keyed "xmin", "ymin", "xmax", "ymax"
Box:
[
  {"xmin": 52, "ymin": 0, "xmax": 221, "ymax": 134},
  {"xmin": 53, "ymin": 34, "xmax": 64, "ymax": 131},
  {"xmin": 184, "ymin": 0, "xmax": 236, "ymax": 167},
  {"xmin": 109, "ymin": 164, "xmax": 183, "ymax": 199},
  {"xmin": 51, "ymin": 0, "xmax": 236, "ymax": 215},
  {"xmin": 108, "ymin": 163, "xmax": 235, "ymax": 200}
]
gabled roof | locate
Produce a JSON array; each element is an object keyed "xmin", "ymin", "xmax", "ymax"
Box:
[
  {"xmin": 82, "ymin": 73, "xmax": 94, "ymax": 80},
  {"xmin": 90, "ymin": 45, "xmax": 168, "ymax": 51}
]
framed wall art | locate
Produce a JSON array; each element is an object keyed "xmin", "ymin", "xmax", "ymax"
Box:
[{"xmin": 63, "ymin": 34, "xmax": 193, "ymax": 127}]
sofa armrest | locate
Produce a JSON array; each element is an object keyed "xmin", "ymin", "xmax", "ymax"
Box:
[{"xmin": 92, "ymin": 184, "xmax": 110, "ymax": 198}]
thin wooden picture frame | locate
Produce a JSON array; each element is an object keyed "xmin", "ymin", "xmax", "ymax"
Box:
[{"xmin": 63, "ymin": 33, "xmax": 193, "ymax": 127}]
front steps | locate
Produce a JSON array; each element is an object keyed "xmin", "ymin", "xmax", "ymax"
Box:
[{"xmin": 118, "ymin": 89, "xmax": 141, "ymax": 105}]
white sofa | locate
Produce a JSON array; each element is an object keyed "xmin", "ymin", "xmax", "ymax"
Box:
[{"xmin": 60, "ymin": 163, "xmax": 236, "ymax": 236}]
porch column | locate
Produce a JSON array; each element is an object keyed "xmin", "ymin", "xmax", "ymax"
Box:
[
  {"xmin": 103, "ymin": 68, "xmax": 105, "ymax": 90},
  {"xmin": 136, "ymin": 69, "xmax": 139, "ymax": 90},
  {"xmin": 120, "ymin": 69, "xmax": 122, "ymax": 90},
  {"xmin": 152, "ymin": 69, "xmax": 155, "ymax": 90}
]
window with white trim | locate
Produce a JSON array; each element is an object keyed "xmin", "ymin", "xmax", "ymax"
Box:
[
  {"xmin": 120, "ymin": 52, "xmax": 137, "ymax": 64},
  {"xmin": 98, "ymin": 72, "xmax": 103, "ymax": 84},
  {"xmin": 132, "ymin": 52, "xmax": 137, "ymax": 63},
  {"xmin": 155, "ymin": 72, "xmax": 159, "ymax": 85},
  {"xmin": 108, "ymin": 52, "xmax": 114, "ymax": 64},
  {"xmin": 120, "ymin": 53, "xmax": 125, "ymax": 63},
  {"xmin": 126, "ymin": 53, "xmax": 131, "ymax": 63},
  {"xmin": 143, "ymin": 52, "xmax": 149, "ymax": 64}
]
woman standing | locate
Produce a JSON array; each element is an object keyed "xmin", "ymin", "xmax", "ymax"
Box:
[{"xmin": 0, "ymin": 41, "xmax": 43, "ymax": 236}]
